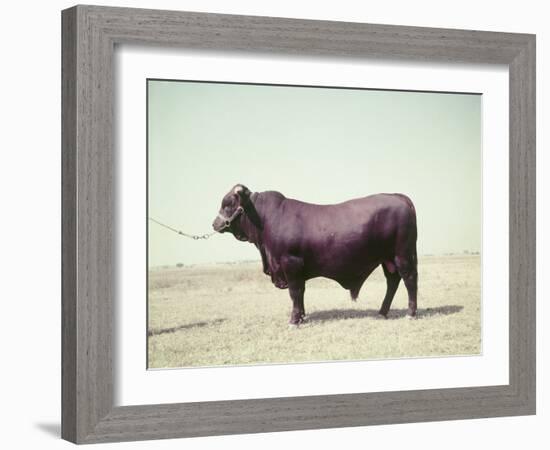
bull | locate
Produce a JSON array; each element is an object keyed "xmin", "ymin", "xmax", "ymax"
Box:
[{"xmin": 212, "ymin": 184, "xmax": 418, "ymax": 325}]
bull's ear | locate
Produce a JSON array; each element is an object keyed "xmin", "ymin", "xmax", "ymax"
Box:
[{"xmin": 234, "ymin": 184, "xmax": 251, "ymax": 202}]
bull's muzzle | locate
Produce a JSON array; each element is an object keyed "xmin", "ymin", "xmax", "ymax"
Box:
[
  {"xmin": 212, "ymin": 216, "xmax": 227, "ymax": 233},
  {"xmin": 212, "ymin": 206, "xmax": 244, "ymax": 233}
]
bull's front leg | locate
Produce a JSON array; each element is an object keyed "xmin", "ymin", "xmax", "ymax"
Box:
[
  {"xmin": 266, "ymin": 251, "xmax": 288, "ymax": 289},
  {"xmin": 259, "ymin": 246, "xmax": 271, "ymax": 276},
  {"xmin": 282, "ymin": 255, "xmax": 306, "ymax": 326},
  {"xmin": 288, "ymin": 280, "xmax": 306, "ymax": 326}
]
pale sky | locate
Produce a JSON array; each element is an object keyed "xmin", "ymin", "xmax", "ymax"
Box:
[{"xmin": 148, "ymin": 80, "xmax": 481, "ymax": 267}]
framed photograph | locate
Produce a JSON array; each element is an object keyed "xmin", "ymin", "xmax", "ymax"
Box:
[{"xmin": 62, "ymin": 5, "xmax": 536, "ymax": 444}]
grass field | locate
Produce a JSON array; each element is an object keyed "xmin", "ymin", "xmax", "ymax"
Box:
[{"xmin": 148, "ymin": 255, "xmax": 480, "ymax": 369}]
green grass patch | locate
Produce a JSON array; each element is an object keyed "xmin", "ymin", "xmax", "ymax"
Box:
[{"xmin": 148, "ymin": 255, "xmax": 481, "ymax": 368}]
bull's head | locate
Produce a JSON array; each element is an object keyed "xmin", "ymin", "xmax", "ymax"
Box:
[{"xmin": 212, "ymin": 184, "xmax": 252, "ymax": 241}]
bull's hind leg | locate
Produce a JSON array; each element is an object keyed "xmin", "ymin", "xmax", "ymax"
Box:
[
  {"xmin": 379, "ymin": 263, "xmax": 401, "ymax": 318},
  {"xmin": 395, "ymin": 255, "xmax": 418, "ymax": 318}
]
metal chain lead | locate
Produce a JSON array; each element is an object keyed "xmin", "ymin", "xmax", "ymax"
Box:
[{"xmin": 148, "ymin": 217, "xmax": 217, "ymax": 240}]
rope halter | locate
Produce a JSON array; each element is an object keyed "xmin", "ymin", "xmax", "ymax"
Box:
[{"xmin": 216, "ymin": 206, "xmax": 244, "ymax": 230}]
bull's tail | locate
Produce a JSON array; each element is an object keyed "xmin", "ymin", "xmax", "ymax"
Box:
[
  {"xmin": 393, "ymin": 193, "xmax": 417, "ymax": 270},
  {"xmin": 394, "ymin": 193, "xmax": 417, "ymax": 242}
]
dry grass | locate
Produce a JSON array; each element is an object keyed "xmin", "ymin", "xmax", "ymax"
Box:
[{"xmin": 148, "ymin": 255, "xmax": 480, "ymax": 368}]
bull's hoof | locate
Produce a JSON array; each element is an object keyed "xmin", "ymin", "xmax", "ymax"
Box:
[
  {"xmin": 377, "ymin": 313, "xmax": 388, "ymax": 320},
  {"xmin": 406, "ymin": 314, "xmax": 417, "ymax": 320},
  {"xmin": 289, "ymin": 315, "xmax": 306, "ymax": 328},
  {"xmin": 288, "ymin": 323, "xmax": 300, "ymax": 329}
]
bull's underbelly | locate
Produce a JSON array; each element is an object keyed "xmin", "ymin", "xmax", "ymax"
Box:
[
  {"xmin": 305, "ymin": 253, "xmax": 382, "ymax": 287},
  {"xmin": 308, "ymin": 234, "xmax": 389, "ymax": 267},
  {"xmin": 265, "ymin": 239, "xmax": 391, "ymax": 290}
]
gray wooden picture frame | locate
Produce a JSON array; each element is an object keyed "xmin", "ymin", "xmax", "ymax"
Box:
[{"xmin": 61, "ymin": 4, "xmax": 536, "ymax": 444}]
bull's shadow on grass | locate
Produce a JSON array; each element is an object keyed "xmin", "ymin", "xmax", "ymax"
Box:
[
  {"xmin": 148, "ymin": 318, "xmax": 226, "ymax": 336},
  {"xmin": 307, "ymin": 305, "xmax": 463, "ymax": 323}
]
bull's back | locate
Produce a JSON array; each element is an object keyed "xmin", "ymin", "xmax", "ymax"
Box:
[{"xmin": 289, "ymin": 194, "xmax": 414, "ymax": 242}]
